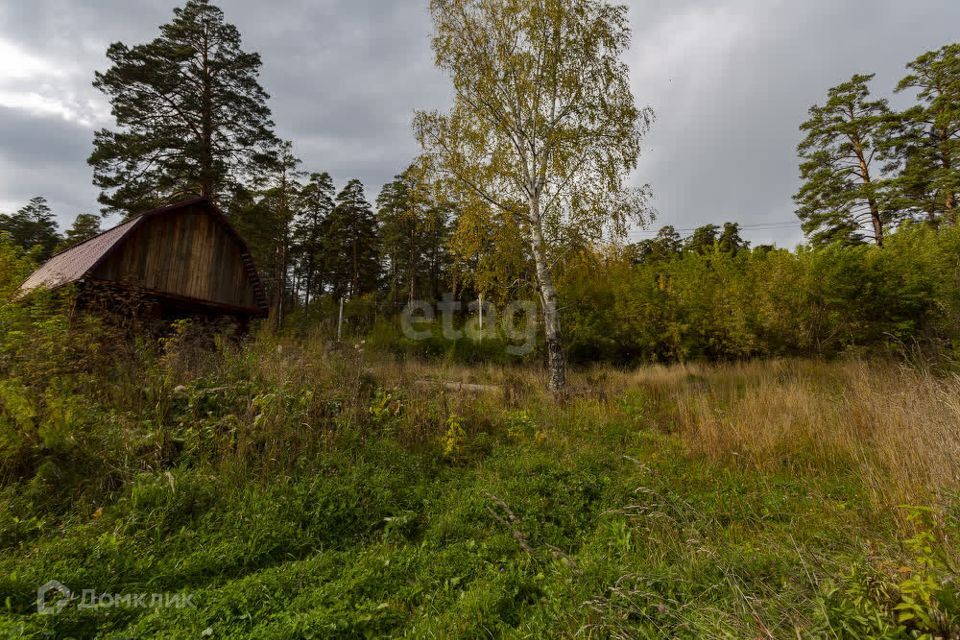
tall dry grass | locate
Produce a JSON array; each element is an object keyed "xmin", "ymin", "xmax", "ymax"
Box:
[
  {"xmin": 164, "ymin": 328, "xmax": 960, "ymax": 507},
  {"xmin": 630, "ymin": 359, "xmax": 960, "ymax": 506}
]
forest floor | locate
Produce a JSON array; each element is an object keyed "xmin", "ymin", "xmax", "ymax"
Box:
[{"xmin": 1, "ymin": 344, "xmax": 959, "ymax": 638}]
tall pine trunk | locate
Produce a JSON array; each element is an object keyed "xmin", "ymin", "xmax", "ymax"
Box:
[
  {"xmin": 200, "ymin": 26, "xmax": 214, "ymax": 200},
  {"xmin": 854, "ymin": 132, "xmax": 883, "ymax": 247},
  {"xmin": 528, "ymin": 194, "xmax": 566, "ymax": 396},
  {"xmin": 868, "ymin": 197, "xmax": 883, "ymax": 247},
  {"xmin": 942, "ymin": 132, "xmax": 956, "ymax": 220}
]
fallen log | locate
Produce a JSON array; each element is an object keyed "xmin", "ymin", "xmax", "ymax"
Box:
[{"xmin": 414, "ymin": 379, "xmax": 502, "ymax": 394}]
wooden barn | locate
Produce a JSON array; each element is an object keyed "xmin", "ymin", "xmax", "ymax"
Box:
[{"xmin": 18, "ymin": 198, "xmax": 268, "ymax": 321}]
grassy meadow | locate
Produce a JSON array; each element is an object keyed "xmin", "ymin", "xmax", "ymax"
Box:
[
  {"xmin": 4, "ymin": 1, "xmax": 960, "ymax": 637},
  {"xmin": 1, "ymin": 319, "xmax": 958, "ymax": 638}
]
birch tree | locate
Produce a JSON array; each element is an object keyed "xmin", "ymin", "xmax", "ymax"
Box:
[{"xmin": 414, "ymin": 0, "xmax": 653, "ymax": 395}]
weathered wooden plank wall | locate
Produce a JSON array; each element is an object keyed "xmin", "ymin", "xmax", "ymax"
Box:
[{"xmin": 92, "ymin": 204, "xmax": 258, "ymax": 311}]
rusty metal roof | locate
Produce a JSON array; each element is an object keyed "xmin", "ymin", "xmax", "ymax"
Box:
[
  {"xmin": 17, "ymin": 198, "xmax": 269, "ymax": 315},
  {"xmin": 18, "ymin": 215, "xmax": 144, "ymax": 294}
]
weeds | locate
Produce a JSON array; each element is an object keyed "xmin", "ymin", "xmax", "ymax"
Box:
[{"xmin": 1, "ymin": 311, "xmax": 959, "ymax": 636}]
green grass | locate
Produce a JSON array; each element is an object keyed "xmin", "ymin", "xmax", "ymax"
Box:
[
  {"xmin": 1, "ymin": 389, "xmax": 946, "ymax": 639},
  {"xmin": 0, "ymin": 314, "xmax": 957, "ymax": 638}
]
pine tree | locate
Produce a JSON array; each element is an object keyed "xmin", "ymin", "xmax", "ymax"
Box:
[
  {"xmin": 0, "ymin": 197, "xmax": 61, "ymax": 260},
  {"xmin": 60, "ymin": 213, "xmax": 102, "ymax": 249},
  {"xmin": 376, "ymin": 174, "xmax": 415, "ymax": 302},
  {"xmin": 89, "ymin": 0, "xmax": 277, "ymax": 215},
  {"xmin": 292, "ymin": 172, "xmax": 336, "ymax": 305},
  {"xmin": 227, "ymin": 185, "xmax": 274, "ymax": 273},
  {"xmin": 886, "ymin": 44, "xmax": 960, "ymax": 224},
  {"xmin": 685, "ymin": 224, "xmax": 720, "ymax": 255},
  {"xmin": 631, "ymin": 226, "xmax": 682, "ymax": 264},
  {"xmin": 377, "ymin": 162, "xmax": 451, "ymax": 303},
  {"xmin": 324, "ymin": 179, "xmax": 380, "ymax": 299},
  {"xmin": 717, "ymin": 222, "xmax": 748, "ymax": 255},
  {"xmin": 795, "ymin": 74, "xmax": 893, "ymax": 246},
  {"xmin": 231, "ymin": 141, "xmax": 301, "ymax": 324}
]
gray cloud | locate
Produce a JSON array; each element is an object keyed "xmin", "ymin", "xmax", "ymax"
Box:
[
  {"xmin": 0, "ymin": 106, "xmax": 98, "ymax": 221},
  {"xmin": 627, "ymin": 0, "xmax": 960, "ymax": 247},
  {"xmin": 0, "ymin": 0, "xmax": 957, "ymax": 245}
]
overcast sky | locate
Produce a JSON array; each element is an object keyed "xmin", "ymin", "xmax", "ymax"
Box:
[{"xmin": 0, "ymin": 0, "xmax": 957, "ymax": 247}]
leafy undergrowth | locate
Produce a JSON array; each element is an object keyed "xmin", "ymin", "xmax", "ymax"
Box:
[
  {"xmin": 0, "ymin": 312, "xmax": 958, "ymax": 637},
  {"xmin": 2, "ymin": 401, "xmax": 958, "ymax": 638}
]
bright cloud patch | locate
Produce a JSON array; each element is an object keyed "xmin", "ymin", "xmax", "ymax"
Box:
[
  {"xmin": 0, "ymin": 39, "xmax": 64, "ymax": 80},
  {"xmin": 0, "ymin": 37, "xmax": 106, "ymax": 127}
]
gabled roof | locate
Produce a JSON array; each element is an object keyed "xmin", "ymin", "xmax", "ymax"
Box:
[
  {"xmin": 17, "ymin": 198, "xmax": 268, "ymax": 315},
  {"xmin": 18, "ymin": 215, "xmax": 143, "ymax": 293}
]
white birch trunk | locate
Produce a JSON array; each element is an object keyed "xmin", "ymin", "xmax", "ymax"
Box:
[{"xmin": 528, "ymin": 194, "xmax": 566, "ymax": 395}]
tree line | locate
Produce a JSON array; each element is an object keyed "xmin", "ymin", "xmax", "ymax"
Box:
[
  {"xmin": 0, "ymin": 197, "xmax": 101, "ymax": 260},
  {"xmin": 229, "ymin": 159, "xmax": 457, "ymax": 324},
  {"xmin": 3, "ymin": 0, "xmax": 960, "ymax": 390},
  {"xmin": 0, "ymin": 166, "xmax": 457, "ymax": 325},
  {"xmin": 555, "ymin": 222, "xmax": 960, "ymax": 363}
]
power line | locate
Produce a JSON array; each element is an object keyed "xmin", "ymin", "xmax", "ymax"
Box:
[{"xmin": 627, "ymin": 220, "xmax": 798, "ymax": 236}]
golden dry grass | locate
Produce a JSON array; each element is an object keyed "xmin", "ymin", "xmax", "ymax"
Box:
[
  {"xmin": 372, "ymin": 354, "xmax": 960, "ymax": 506},
  {"xmin": 185, "ymin": 331, "xmax": 960, "ymax": 509},
  {"xmin": 627, "ymin": 358, "xmax": 960, "ymax": 507}
]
